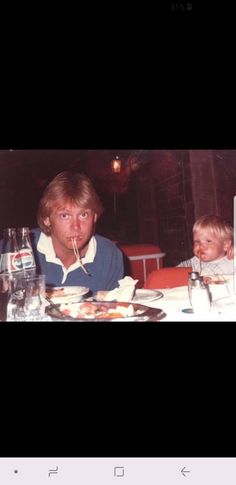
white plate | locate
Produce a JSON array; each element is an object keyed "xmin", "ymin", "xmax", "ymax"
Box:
[
  {"xmin": 131, "ymin": 289, "xmax": 163, "ymax": 303},
  {"xmin": 46, "ymin": 286, "xmax": 90, "ymax": 304},
  {"xmin": 93, "ymin": 288, "xmax": 163, "ymax": 304}
]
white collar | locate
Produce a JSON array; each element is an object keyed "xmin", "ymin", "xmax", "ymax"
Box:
[{"xmin": 37, "ymin": 232, "xmax": 97, "ymax": 283}]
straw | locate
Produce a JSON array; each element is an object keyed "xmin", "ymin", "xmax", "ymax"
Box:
[{"xmin": 199, "ymin": 252, "xmax": 202, "ymax": 276}]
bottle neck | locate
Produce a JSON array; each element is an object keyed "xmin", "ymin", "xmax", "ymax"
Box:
[
  {"xmin": 2, "ymin": 235, "xmax": 19, "ymax": 253},
  {"xmin": 17, "ymin": 228, "xmax": 32, "ymax": 249},
  {"xmin": 1, "ymin": 229, "xmax": 22, "ymax": 272},
  {"xmin": 18, "ymin": 227, "xmax": 30, "ymax": 238}
]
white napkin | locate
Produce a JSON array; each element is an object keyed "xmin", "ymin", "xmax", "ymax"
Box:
[{"xmin": 99, "ymin": 276, "xmax": 139, "ymax": 302}]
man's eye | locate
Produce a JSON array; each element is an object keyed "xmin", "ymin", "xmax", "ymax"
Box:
[
  {"xmin": 80, "ymin": 212, "xmax": 88, "ymax": 219},
  {"xmin": 60, "ymin": 213, "xmax": 70, "ymax": 219}
]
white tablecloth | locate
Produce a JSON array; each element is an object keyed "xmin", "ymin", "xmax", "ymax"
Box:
[{"xmin": 144, "ymin": 286, "xmax": 236, "ymax": 322}]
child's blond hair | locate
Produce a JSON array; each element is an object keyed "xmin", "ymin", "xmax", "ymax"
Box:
[{"xmin": 193, "ymin": 214, "xmax": 233, "ymax": 243}]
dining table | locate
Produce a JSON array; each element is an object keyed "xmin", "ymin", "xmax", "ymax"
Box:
[
  {"xmin": 143, "ymin": 284, "xmax": 236, "ymax": 322},
  {"xmin": 42, "ymin": 283, "xmax": 236, "ymax": 322},
  {"xmin": 1, "ymin": 281, "xmax": 236, "ymax": 322}
]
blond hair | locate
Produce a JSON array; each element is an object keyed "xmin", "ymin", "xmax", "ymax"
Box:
[
  {"xmin": 37, "ymin": 171, "xmax": 104, "ymax": 234},
  {"xmin": 193, "ymin": 214, "xmax": 233, "ymax": 243}
]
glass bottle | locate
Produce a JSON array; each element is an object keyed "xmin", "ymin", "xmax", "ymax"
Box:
[
  {"xmin": 0, "ymin": 273, "xmax": 12, "ymax": 321},
  {"xmin": 17, "ymin": 227, "xmax": 36, "ymax": 277},
  {"xmin": 0, "ymin": 228, "xmax": 23, "ymax": 274}
]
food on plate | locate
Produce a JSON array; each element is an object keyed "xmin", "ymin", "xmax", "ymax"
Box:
[
  {"xmin": 94, "ymin": 277, "xmax": 138, "ymax": 303},
  {"xmin": 46, "ymin": 286, "xmax": 88, "ymax": 299},
  {"xmin": 46, "ymin": 287, "xmax": 67, "ymax": 298},
  {"xmin": 95, "ymin": 290, "xmax": 109, "ymax": 301},
  {"xmin": 59, "ymin": 301, "xmax": 138, "ymax": 319},
  {"xmin": 203, "ymin": 275, "xmax": 226, "ymax": 285}
]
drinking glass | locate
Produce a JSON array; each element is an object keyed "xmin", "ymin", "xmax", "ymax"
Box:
[
  {"xmin": 7, "ymin": 274, "xmax": 48, "ymax": 321},
  {"xmin": 0, "ymin": 271, "xmax": 24, "ymax": 321},
  {"xmin": 225, "ymin": 275, "xmax": 236, "ymax": 300}
]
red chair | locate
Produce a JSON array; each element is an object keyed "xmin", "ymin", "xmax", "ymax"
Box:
[
  {"xmin": 118, "ymin": 244, "xmax": 165, "ymax": 288},
  {"xmin": 144, "ymin": 267, "xmax": 192, "ymax": 289}
]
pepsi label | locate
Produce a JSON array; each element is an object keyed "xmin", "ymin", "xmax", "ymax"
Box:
[
  {"xmin": 19, "ymin": 250, "xmax": 36, "ymax": 269},
  {"xmin": 0, "ymin": 252, "xmax": 23, "ymax": 272}
]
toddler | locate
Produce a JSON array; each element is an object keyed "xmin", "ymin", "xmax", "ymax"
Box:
[{"xmin": 177, "ymin": 214, "xmax": 234, "ymax": 277}]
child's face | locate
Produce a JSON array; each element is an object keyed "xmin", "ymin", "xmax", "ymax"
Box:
[{"xmin": 193, "ymin": 229, "xmax": 229, "ymax": 262}]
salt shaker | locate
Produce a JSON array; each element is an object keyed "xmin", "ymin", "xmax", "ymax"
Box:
[
  {"xmin": 188, "ymin": 271, "xmax": 200, "ymax": 305},
  {"xmin": 189, "ymin": 276, "xmax": 211, "ymax": 314}
]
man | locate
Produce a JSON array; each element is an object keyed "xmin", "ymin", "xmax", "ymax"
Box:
[{"xmin": 30, "ymin": 171, "xmax": 124, "ymax": 292}]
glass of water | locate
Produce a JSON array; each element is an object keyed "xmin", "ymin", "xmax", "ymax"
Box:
[
  {"xmin": 0, "ymin": 271, "xmax": 24, "ymax": 321},
  {"xmin": 7, "ymin": 274, "xmax": 48, "ymax": 321}
]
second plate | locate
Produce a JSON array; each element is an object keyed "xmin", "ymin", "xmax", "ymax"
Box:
[{"xmin": 131, "ymin": 289, "xmax": 163, "ymax": 304}]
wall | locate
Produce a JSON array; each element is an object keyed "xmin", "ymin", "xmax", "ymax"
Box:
[
  {"xmin": 150, "ymin": 150, "xmax": 194, "ymax": 266},
  {"xmin": 135, "ymin": 149, "xmax": 235, "ymax": 267},
  {"xmin": 213, "ymin": 150, "xmax": 235, "ymax": 225},
  {"xmin": 189, "ymin": 150, "xmax": 218, "ymax": 218},
  {"xmin": 0, "ymin": 150, "xmax": 86, "ymax": 231}
]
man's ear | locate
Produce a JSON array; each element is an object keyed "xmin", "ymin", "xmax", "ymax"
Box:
[
  {"xmin": 94, "ymin": 213, "xmax": 98, "ymax": 223},
  {"xmin": 44, "ymin": 217, "xmax": 51, "ymax": 228}
]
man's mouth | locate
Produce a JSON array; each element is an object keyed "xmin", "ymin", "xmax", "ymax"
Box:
[{"xmin": 67, "ymin": 236, "xmax": 83, "ymax": 241}]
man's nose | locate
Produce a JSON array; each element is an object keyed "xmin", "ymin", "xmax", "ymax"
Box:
[{"xmin": 72, "ymin": 217, "xmax": 81, "ymax": 230}]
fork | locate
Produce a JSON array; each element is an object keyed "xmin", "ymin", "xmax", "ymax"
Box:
[{"xmin": 44, "ymin": 296, "xmax": 68, "ymax": 319}]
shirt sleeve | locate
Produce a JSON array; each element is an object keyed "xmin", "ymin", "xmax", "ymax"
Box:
[{"xmin": 105, "ymin": 246, "xmax": 124, "ymax": 290}]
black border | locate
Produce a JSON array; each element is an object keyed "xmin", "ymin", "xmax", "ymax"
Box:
[{"xmin": 0, "ymin": 321, "xmax": 236, "ymax": 457}]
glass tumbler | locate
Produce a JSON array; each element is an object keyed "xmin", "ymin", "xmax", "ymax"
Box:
[
  {"xmin": 0, "ymin": 271, "xmax": 24, "ymax": 321},
  {"xmin": 7, "ymin": 274, "xmax": 46, "ymax": 321}
]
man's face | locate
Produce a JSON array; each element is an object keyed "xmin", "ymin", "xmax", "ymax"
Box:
[
  {"xmin": 44, "ymin": 202, "xmax": 97, "ymax": 256},
  {"xmin": 193, "ymin": 229, "xmax": 228, "ymax": 262}
]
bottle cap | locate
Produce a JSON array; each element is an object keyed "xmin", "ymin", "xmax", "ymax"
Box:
[
  {"xmin": 3, "ymin": 228, "xmax": 16, "ymax": 237},
  {"xmin": 17, "ymin": 227, "xmax": 30, "ymax": 235}
]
